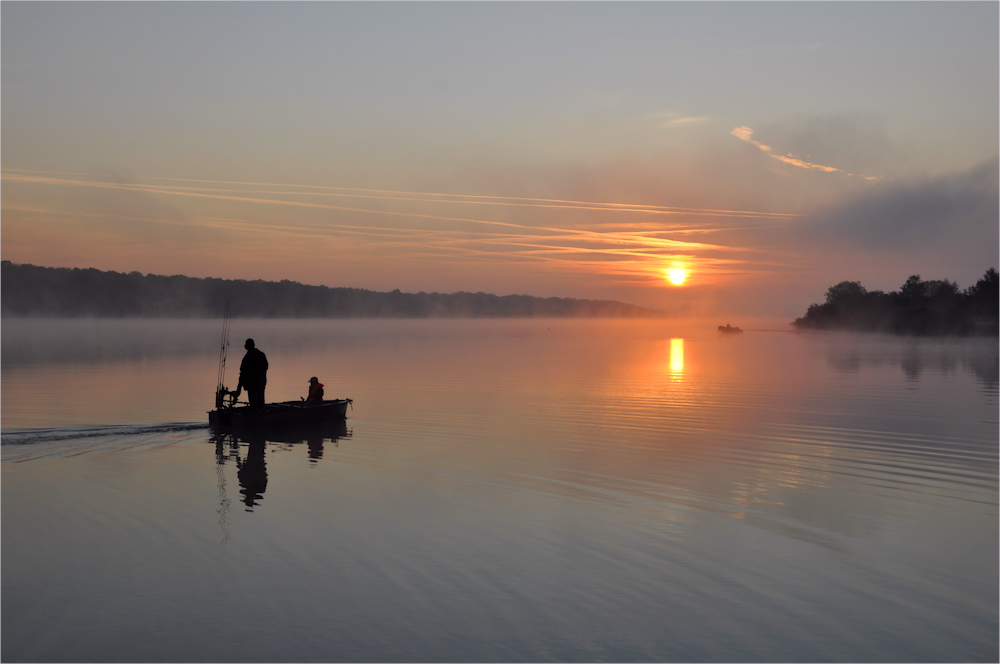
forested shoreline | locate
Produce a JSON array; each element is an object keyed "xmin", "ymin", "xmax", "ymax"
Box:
[
  {"xmin": 0, "ymin": 261, "xmax": 665, "ymax": 319},
  {"xmin": 793, "ymin": 268, "xmax": 999, "ymax": 335}
]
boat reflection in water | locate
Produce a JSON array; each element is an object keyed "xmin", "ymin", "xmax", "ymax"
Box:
[{"xmin": 211, "ymin": 419, "xmax": 352, "ymax": 513}]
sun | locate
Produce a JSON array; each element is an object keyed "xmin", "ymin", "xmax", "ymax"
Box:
[{"xmin": 665, "ymin": 268, "xmax": 688, "ymax": 285}]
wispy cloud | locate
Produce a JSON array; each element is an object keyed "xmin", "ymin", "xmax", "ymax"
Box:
[
  {"xmin": 2, "ymin": 168, "xmax": 804, "ymax": 287},
  {"xmin": 2, "ymin": 169, "xmax": 802, "ymax": 221},
  {"xmin": 649, "ymin": 112, "xmax": 712, "ymax": 129},
  {"xmin": 666, "ymin": 116, "xmax": 711, "ymax": 127},
  {"xmin": 731, "ymin": 126, "xmax": 882, "ymax": 181}
]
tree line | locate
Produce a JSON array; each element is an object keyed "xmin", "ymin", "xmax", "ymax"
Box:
[
  {"xmin": 1, "ymin": 261, "xmax": 666, "ymax": 319},
  {"xmin": 793, "ymin": 268, "xmax": 998, "ymax": 335}
]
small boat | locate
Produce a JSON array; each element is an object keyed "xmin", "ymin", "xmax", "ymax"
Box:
[
  {"xmin": 208, "ymin": 303, "xmax": 352, "ymax": 429},
  {"xmin": 717, "ymin": 324, "xmax": 743, "ymax": 333},
  {"xmin": 209, "ymin": 398, "xmax": 352, "ymax": 428}
]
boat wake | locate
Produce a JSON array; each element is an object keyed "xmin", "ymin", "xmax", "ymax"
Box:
[
  {"xmin": 1, "ymin": 422, "xmax": 209, "ymax": 463},
  {"xmin": 1, "ymin": 422, "xmax": 208, "ymax": 447}
]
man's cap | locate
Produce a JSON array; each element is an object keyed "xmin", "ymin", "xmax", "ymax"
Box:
[{"xmin": 309, "ymin": 376, "xmax": 318, "ymax": 383}]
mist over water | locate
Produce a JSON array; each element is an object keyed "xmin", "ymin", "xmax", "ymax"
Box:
[{"xmin": 2, "ymin": 318, "xmax": 997, "ymax": 662}]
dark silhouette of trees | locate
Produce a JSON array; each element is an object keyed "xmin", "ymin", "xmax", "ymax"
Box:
[
  {"xmin": 965, "ymin": 267, "xmax": 999, "ymax": 324},
  {"xmin": 794, "ymin": 268, "xmax": 998, "ymax": 335},
  {"xmin": 0, "ymin": 261, "xmax": 665, "ymax": 319}
]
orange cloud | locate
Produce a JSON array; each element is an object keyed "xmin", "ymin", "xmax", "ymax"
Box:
[
  {"xmin": 731, "ymin": 126, "xmax": 882, "ymax": 180},
  {"xmin": 2, "ymin": 168, "xmax": 805, "ymax": 292}
]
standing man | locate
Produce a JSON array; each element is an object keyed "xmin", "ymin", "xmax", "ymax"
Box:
[{"xmin": 235, "ymin": 338, "xmax": 268, "ymax": 410}]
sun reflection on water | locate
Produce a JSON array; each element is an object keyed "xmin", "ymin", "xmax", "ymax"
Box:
[{"xmin": 669, "ymin": 338, "xmax": 684, "ymax": 377}]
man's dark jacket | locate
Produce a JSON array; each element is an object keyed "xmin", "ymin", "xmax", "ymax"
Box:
[{"xmin": 239, "ymin": 348, "xmax": 268, "ymax": 390}]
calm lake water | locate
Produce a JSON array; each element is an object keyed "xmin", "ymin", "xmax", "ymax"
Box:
[{"xmin": 2, "ymin": 318, "xmax": 997, "ymax": 662}]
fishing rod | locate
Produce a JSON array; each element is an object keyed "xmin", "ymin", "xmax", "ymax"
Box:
[{"xmin": 215, "ymin": 299, "xmax": 234, "ymax": 409}]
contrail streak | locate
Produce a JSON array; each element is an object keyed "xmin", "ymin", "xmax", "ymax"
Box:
[
  {"xmin": 3, "ymin": 168, "xmax": 803, "ymax": 219},
  {"xmin": 2, "ymin": 171, "xmax": 732, "ymax": 253},
  {"xmin": 3, "ymin": 168, "xmax": 803, "ymax": 277}
]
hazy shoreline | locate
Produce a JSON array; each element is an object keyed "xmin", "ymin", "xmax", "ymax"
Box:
[{"xmin": 1, "ymin": 261, "xmax": 666, "ymax": 319}]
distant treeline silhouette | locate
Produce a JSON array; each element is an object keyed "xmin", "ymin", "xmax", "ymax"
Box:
[
  {"xmin": 1, "ymin": 261, "xmax": 666, "ymax": 319},
  {"xmin": 793, "ymin": 268, "xmax": 998, "ymax": 335}
]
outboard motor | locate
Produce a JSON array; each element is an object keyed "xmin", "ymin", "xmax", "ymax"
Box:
[{"xmin": 215, "ymin": 387, "xmax": 231, "ymax": 410}]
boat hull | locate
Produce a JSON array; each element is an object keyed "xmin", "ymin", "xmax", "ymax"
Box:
[{"xmin": 209, "ymin": 398, "xmax": 351, "ymax": 428}]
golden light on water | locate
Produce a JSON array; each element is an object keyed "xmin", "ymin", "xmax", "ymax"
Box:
[
  {"xmin": 665, "ymin": 268, "xmax": 688, "ymax": 285},
  {"xmin": 669, "ymin": 338, "xmax": 684, "ymax": 375}
]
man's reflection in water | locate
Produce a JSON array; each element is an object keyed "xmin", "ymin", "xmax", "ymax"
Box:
[
  {"xmin": 212, "ymin": 430, "xmax": 269, "ymax": 510},
  {"xmin": 210, "ymin": 421, "xmax": 352, "ymax": 516},
  {"xmin": 237, "ymin": 432, "xmax": 268, "ymax": 510}
]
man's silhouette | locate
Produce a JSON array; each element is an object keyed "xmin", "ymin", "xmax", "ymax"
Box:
[{"xmin": 235, "ymin": 338, "xmax": 268, "ymax": 410}]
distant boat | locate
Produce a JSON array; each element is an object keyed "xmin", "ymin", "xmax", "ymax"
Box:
[
  {"xmin": 717, "ymin": 324, "xmax": 743, "ymax": 333},
  {"xmin": 209, "ymin": 398, "xmax": 352, "ymax": 428}
]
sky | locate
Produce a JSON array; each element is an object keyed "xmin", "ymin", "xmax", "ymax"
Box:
[{"xmin": 2, "ymin": 2, "xmax": 997, "ymax": 318}]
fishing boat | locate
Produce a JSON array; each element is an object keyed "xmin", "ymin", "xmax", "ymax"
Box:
[
  {"xmin": 208, "ymin": 301, "xmax": 352, "ymax": 429},
  {"xmin": 717, "ymin": 324, "xmax": 743, "ymax": 333},
  {"xmin": 209, "ymin": 398, "xmax": 352, "ymax": 428}
]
